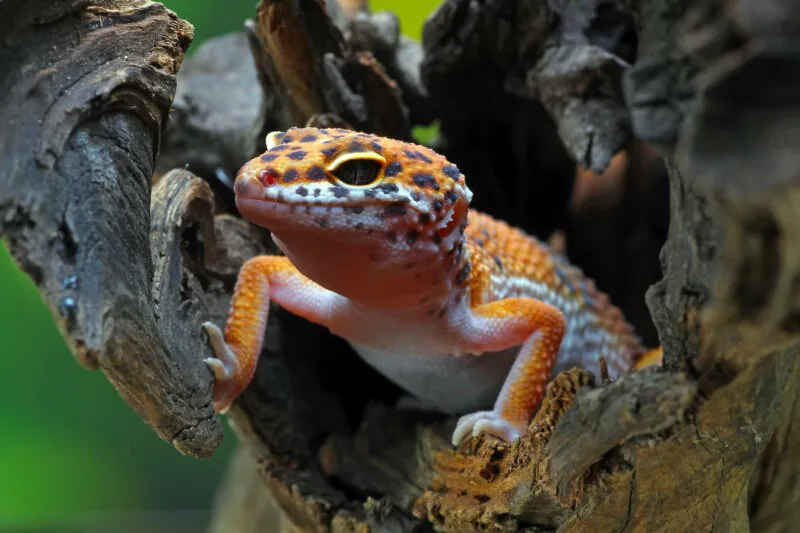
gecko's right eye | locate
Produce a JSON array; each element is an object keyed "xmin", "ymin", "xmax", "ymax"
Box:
[{"xmin": 330, "ymin": 159, "xmax": 382, "ymax": 187}]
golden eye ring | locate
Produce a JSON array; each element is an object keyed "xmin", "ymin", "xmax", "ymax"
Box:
[{"xmin": 327, "ymin": 152, "xmax": 386, "ymax": 188}]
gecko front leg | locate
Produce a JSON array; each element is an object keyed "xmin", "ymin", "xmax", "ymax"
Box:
[
  {"xmin": 451, "ymin": 298, "xmax": 566, "ymax": 445},
  {"xmin": 203, "ymin": 255, "xmax": 341, "ymax": 413}
]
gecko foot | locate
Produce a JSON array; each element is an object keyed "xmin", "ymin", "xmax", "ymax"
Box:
[
  {"xmin": 451, "ymin": 410, "xmax": 525, "ymax": 446},
  {"xmin": 202, "ymin": 321, "xmax": 241, "ymax": 414}
]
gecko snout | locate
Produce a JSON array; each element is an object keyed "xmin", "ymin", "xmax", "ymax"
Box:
[{"xmin": 233, "ymin": 161, "xmax": 268, "ymax": 200}]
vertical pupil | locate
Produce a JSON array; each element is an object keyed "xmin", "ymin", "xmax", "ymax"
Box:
[{"xmin": 333, "ymin": 160, "xmax": 381, "ymax": 186}]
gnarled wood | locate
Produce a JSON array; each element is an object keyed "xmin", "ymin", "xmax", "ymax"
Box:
[{"xmin": 3, "ymin": 0, "xmax": 799, "ymax": 530}]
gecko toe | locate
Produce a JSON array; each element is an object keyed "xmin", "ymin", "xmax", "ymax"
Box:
[
  {"xmin": 452, "ymin": 410, "xmax": 525, "ymax": 446},
  {"xmin": 201, "ymin": 321, "xmax": 241, "ymax": 413},
  {"xmin": 452, "ymin": 410, "xmax": 494, "ymax": 446},
  {"xmin": 473, "ymin": 416, "xmax": 523, "ymax": 443}
]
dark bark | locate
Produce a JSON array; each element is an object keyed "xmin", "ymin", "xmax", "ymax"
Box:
[
  {"xmin": 3, "ymin": 0, "xmax": 799, "ymax": 531},
  {"xmin": 0, "ymin": 0, "xmax": 224, "ymax": 457}
]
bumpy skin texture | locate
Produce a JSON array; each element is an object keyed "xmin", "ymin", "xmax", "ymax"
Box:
[{"xmin": 202, "ymin": 127, "xmax": 661, "ymax": 445}]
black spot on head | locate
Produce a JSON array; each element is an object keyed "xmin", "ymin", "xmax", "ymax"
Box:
[
  {"xmin": 442, "ymin": 165, "xmax": 460, "ymax": 180},
  {"xmin": 314, "ymin": 188, "xmax": 321, "ymax": 197},
  {"xmin": 322, "ymin": 146, "xmax": 338, "ymax": 157},
  {"xmin": 319, "ymin": 129, "xmax": 330, "ymax": 134},
  {"xmin": 415, "ymin": 151, "xmax": 432, "ymax": 164},
  {"xmin": 432, "ymin": 200, "xmax": 443, "ymax": 211},
  {"xmin": 494, "ymin": 256, "xmax": 504, "ymax": 271},
  {"xmin": 384, "ymin": 161, "xmax": 402, "ymax": 177},
  {"xmin": 420, "ymin": 213, "xmax": 431, "ymax": 225},
  {"xmin": 384, "ymin": 203, "xmax": 407, "ymax": 216},
  {"xmin": 444, "ymin": 190, "xmax": 459, "ymax": 203},
  {"xmin": 413, "ymin": 172, "xmax": 439, "ymax": 190},
  {"xmin": 287, "ymin": 150, "xmax": 307, "ymax": 160},
  {"xmin": 331, "ymin": 186, "xmax": 350, "ymax": 198},
  {"xmin": 284, "ymin": 168, "xmax": 299, "ymax": 182},
  {"xmin": 336, "ymin": 128, "xmax": 350, "ymax": 133},
  {"xmin": 475, "ymin": 238, "xmax": 484, "ymax": 247},
  {"xmin": 270, "ymin": 144, "xmax": 289, "ymax": 151},
  {"xmin": 432, "ymin": 232, "xmax": 442, "ymax": 245},
  {"xmin": 307, "ymin": 166, "xmax": 326, "ymax": 180},
  {"xmin": 301, "ymin": 135, "xmax": 317, "ymax": 142},
  {"xmin": 403, "ymin": 149, "xmax": 418, "ymax": 160},
  {"xmin": 371, "ymin": 141, "xmax": 384, "ymax": 153},
  {"xmin": 481, "ymin": 229, "xmax": 490, "ymax": 239},
  {"xmin": 406, "ymin": 230, "xmax": 420, "ymax": 245},
  {"xmin": 410, "ymin": 191, "xmax": 421, "ymax": 201},
  {"xmin": 352, "ymin": 206, "xmax": 364, "ymax": 214},
  {"xmin": 296, "ymin": 186, "xmax": 308, "ymax": 196},
  {"xmin": 377, "ymin": 183, "xmax": 399, "ymax": 194},
  {"xmin": 364, "ymin": 189, "xmax": 378, "ymax": 198},
  {"xmin": 456, "ymin": 262, "xmax": 471, "ymax": 285},
  {"xmin": 282, "ymin": 135, "xmax": 293, "ymax": 143},
  {"xmin": 260, "ymin": 153, "xmax": 278, "ymax": 162},
  {"xmin": 347, "ymin": 141, "xmax": 366, "ymax": 153},
  {"xmin": 277, "ymin": 191, "xmax": 285, "ymax": 202}
]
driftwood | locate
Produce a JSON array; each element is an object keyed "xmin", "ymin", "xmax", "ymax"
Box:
[{"xmin": 2, "ymin": 0, "xmax": 799, "ymax": 531}]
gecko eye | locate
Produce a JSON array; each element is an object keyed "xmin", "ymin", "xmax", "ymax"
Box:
[
  {"xmin": 327, "ymin": 152, "xmax": 386, "ymax": 187},
  {"xmin": 330, "ymin": 159, "xmax": 382, "ymax": 186}
]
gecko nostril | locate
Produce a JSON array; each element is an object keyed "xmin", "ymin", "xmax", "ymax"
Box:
[{"xmin": 257, "ymin": 169, "xmax": 279, "ymax": 187}]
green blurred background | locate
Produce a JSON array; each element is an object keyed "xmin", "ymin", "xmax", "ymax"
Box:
[{"xmin": 0, "ymin": 1, "xmax": 437, "ymax": 531}]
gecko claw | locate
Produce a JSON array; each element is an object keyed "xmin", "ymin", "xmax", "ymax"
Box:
[{"xmin": 452, "ymin": 410, "xmax": 525, "ymax": 446}]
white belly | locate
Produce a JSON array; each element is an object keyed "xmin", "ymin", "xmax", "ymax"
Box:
[
  {"xmin": 348, "ymin": 341, "xmax": 518, "ymax": 415},
  {"xmin": 336, "ymin": 296, "xmax": 614, "ymax": 416}
]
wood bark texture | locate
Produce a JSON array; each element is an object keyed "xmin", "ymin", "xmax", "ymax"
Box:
[{"xmin": 1, "ymin": 0, "xmax": 799, "ymax": 531}]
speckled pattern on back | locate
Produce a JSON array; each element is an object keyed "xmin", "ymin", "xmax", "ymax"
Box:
[{"xmin": 461, "ymin": 211, "xmax": 643, "ymax": 376}]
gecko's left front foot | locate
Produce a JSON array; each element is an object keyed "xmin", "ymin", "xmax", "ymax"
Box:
[{"xmin": 451, "ymin": 410, "xmax": 526, "ymax": 446}]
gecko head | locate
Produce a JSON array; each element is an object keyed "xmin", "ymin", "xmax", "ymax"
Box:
[{"xmin": 233, "ymin": 126, "xmax": 473, "ymax": 304}]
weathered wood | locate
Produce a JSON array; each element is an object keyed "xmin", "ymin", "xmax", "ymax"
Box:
[
  {"xmin": 0, "ymin": 0, "xmax": 226, "ymax": 458},
  {"xmin": 3, "ymin": 0, "xmax": 799, "ymax": 530}
]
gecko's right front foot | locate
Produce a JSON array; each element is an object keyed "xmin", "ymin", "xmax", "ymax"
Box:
[{"xmin": 202, "ymin": 321, "xmax": 242, "ymax": 414}]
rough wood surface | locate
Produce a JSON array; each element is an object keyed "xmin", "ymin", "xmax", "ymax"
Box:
[
  {"xmin": 3, "ymin": 0, "xmax": 800, "ymax": 531},
  {"xmin": 0, "ymin": 0, "xmax": 227, "ymax": 458}
]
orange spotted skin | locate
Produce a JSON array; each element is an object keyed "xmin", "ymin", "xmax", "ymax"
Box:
[
  {"xmin": 462, "ymin": 211, "xmax": 644, "ymax": 376},
  {"xmin": 203, "ymin": 126, "xmax": 662, "ymax": 444}
]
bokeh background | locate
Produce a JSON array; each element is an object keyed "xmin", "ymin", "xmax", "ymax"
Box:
[{"xmin": 0, "ymin": 1, "xmax": 437, "ymax": 531}]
